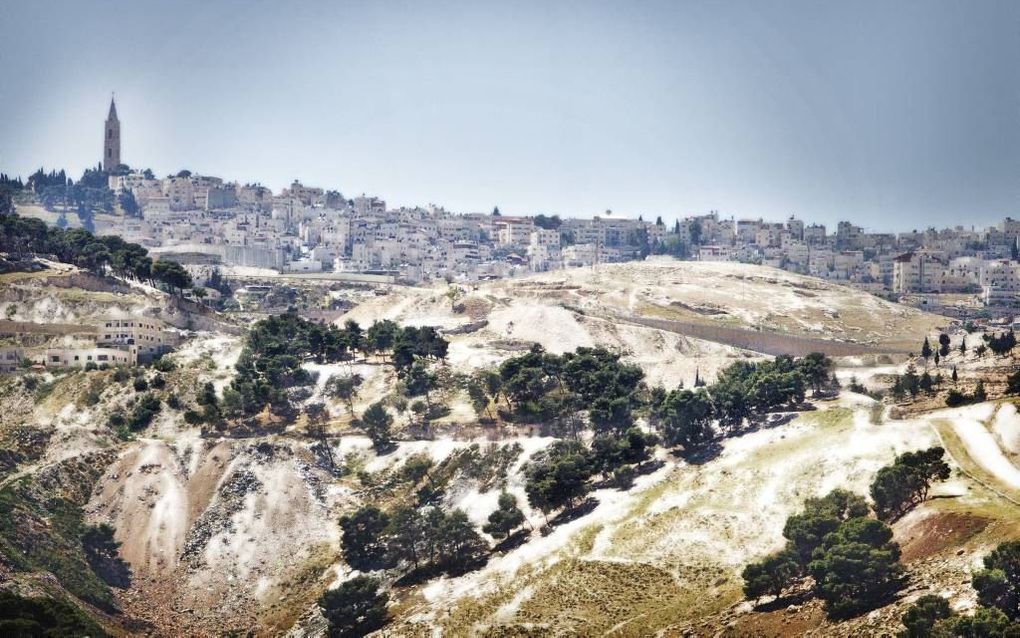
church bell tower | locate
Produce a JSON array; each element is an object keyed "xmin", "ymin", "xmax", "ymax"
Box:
[{"xmin": 103, "ymin": 96, "xmax": 121, "ymax": 172}]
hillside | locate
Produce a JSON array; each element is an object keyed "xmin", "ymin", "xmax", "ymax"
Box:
[
  {"xmin": 343, "ymin": 260, "xmax": 944, "ymax": 386},
  {"xmin": 6, "ymin": 258, "xmax": 1020, "ymax": 637}
]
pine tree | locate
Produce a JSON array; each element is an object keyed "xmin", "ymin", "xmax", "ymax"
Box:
[
  {"xmin": 919, "ymin": 372, "xmax": 933, "ymax": 395},
  {"xmin": 891, "ymin": 376, "xmax": 905, "ymax": 399},
  {"xmin": 951, "ymin": 366, "xmax": 958, "ymax": 384},
  {"xmin": 482, "ymin": 492, "xmax": 526, "ymax": 540},
  {"xmin": 360, "ymin": 402, "xmax": 393, "ymax": 450},
  {"xmin": 921, "ymin": 337, "xmax": 932, "ymax": 365},
  {"xmin": 974, "ymin": 379, "xmax": 987, "ymax": 402}
]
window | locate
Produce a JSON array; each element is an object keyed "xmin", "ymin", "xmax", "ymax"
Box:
[
  {"xmin": 98, "ymin": 355, "xmax": 108, "ymax": 361},
  {"xmin": 50, "ymin": 355, "xmax": 60, "ymax": 362}
]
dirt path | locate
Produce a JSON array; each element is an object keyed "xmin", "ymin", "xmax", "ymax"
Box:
[
  {"xmin": 613, "ymin": 312, "xmax": 905, "ymax": 357},
  {"xmin": 931, "ymin": 414, "xmax": 1020, "ymax": 506}
]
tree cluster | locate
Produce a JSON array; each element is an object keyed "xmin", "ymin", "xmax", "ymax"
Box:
[
  {"xmin": 0, "ymin": 590, "xmax": 108, "ymax": 638},
  {"xmin": 223, "ymin": 312, "xmax": 448, "ymax": 419},
  {"xmin": 318, "ymin": 575, "xmax": 389, "ymax": 638},
  {"xmin": 652, "ymin": 353, "xmax": 834, "ymax": 455},
  {"xmin": 492, "ymin": 345, "xmax": 646, "ymax": 431},
  {"xmin": 742, "ymin": 489, "xmax": 905, "ymax": 619},
  {"xmin": 339, "ymin": 504, "xmax": 488, "ymax": 576},
  {"xmin": 984, "ymin": 331, "xmax": 1018, "ymax": 357}
]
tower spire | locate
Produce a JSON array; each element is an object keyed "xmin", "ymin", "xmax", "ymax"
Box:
[{"xmin": 103, "ymin": 95, "xmax": 121, "ymax": 171}]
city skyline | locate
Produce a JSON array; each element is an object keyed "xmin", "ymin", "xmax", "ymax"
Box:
[{"xmin": 2, "ymin": 0, "xmax": 1019, "ymax": 231}]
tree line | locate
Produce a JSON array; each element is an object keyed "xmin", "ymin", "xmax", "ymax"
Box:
[
  {"xmin": 472, "ymin": 345, "xmax": 833, "ymax": 445},
  {"xmin": 0, "ymin": 213, "xmax": 192, "ymax": 293},
  {"xmin": 651, "ymin": 352, "xmax": 834, "ymax": 456}
]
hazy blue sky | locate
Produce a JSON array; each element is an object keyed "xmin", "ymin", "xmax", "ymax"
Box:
[{"xmin": 1, "ymin": 0, "xmax": 1018, "ymax": 230}]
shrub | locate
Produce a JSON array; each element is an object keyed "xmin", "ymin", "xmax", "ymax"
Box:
[
  {"xmin": 127, "ymin": 394, "xmax": 161, "ymax": 431},
  {"xmin": 901, "ymin": 594, "xmax": 952, "ymax": 638},
  {"xmin": 152, "ymin": 356, "xmax": 175, "ymax": 372},
  {"xmin": 945, "ymin": 390, "xmax": 968, "ymax": 407}
]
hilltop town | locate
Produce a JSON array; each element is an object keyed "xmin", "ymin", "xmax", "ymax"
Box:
[{"xmin": 2, "ymin": 99, "xmax": 1019, "ymax": 323}]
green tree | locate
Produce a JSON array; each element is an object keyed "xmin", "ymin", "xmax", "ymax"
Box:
[
  {"xmin": 482, "ymin": 492, "xmax": 526, "ymax": 539},
  {"xmin": 922, "ymin": 337, "xmax": 933, "ymax": 365},
  {"xmin": 808, "ymin": 517, "xmax": 905, "ymax": 619},
  {"xmin": 360, "ymin": 402, "xmax": 393, "ymax": 450},
  {"xmin": 975, "ymin": 379, "xmax": 988, "ymax": 402},
  {"xmin": 319, "ymin": 575, "xmax": 389, "ymax": 638},
  {"xmin": 524, "ymin": 440, "xmax": 594, "ymax": 515},
  {"xmin": 118, "ymin": 189, "xmax": 140, "ymax": 217},
  {"xmin": 800, "ymin": 352, "xmax": 836, "ymax": 396},
  {"xmin": 939, "ymin": 333, "xmax": 952, "ymax": 358},
  {"xmin": 150, "ymin": 259, "xmax": 192, "ymax": 293},
  {"xmin": 742, "ymin": 548, "xmax": 802, "ymax": 600},
  {"xmin": 325, "ymin": 373, "xmax": 364, "ymax": 415},
  {"xmin": 903, "ymin": 364, "xmax": 921, "ymax": 398},
  {"xmin": 920, "ymin": 371, "xmax": 934, "ymax": 394},
  {"xmin": 973, "ymin": 541, "xmax": 1020, "ymax": 620},
  {"xmin": 403, "ymin": 360, "xmax": 437, "ymax": 412},
  {"xmin": 654, "ymin": 388, "xmax": 714, "ymax": 454},
  {"xmin": 339, "ymin": 506, "xmax": 390, "ymax": 570},
  {"xmin": 436, "ymin": 509, "xmax": 489, "ymax": 572},
  {"xmin": 466, "ymin": 376, "xmax": 495, "ymax": 422},
  {"xmin": 891, "ymin": 376, "xmax": 906, "ymax": 400},
  {"xmin": 870, "ymin": 447, "xmax": 950, "ymax": 521}
]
